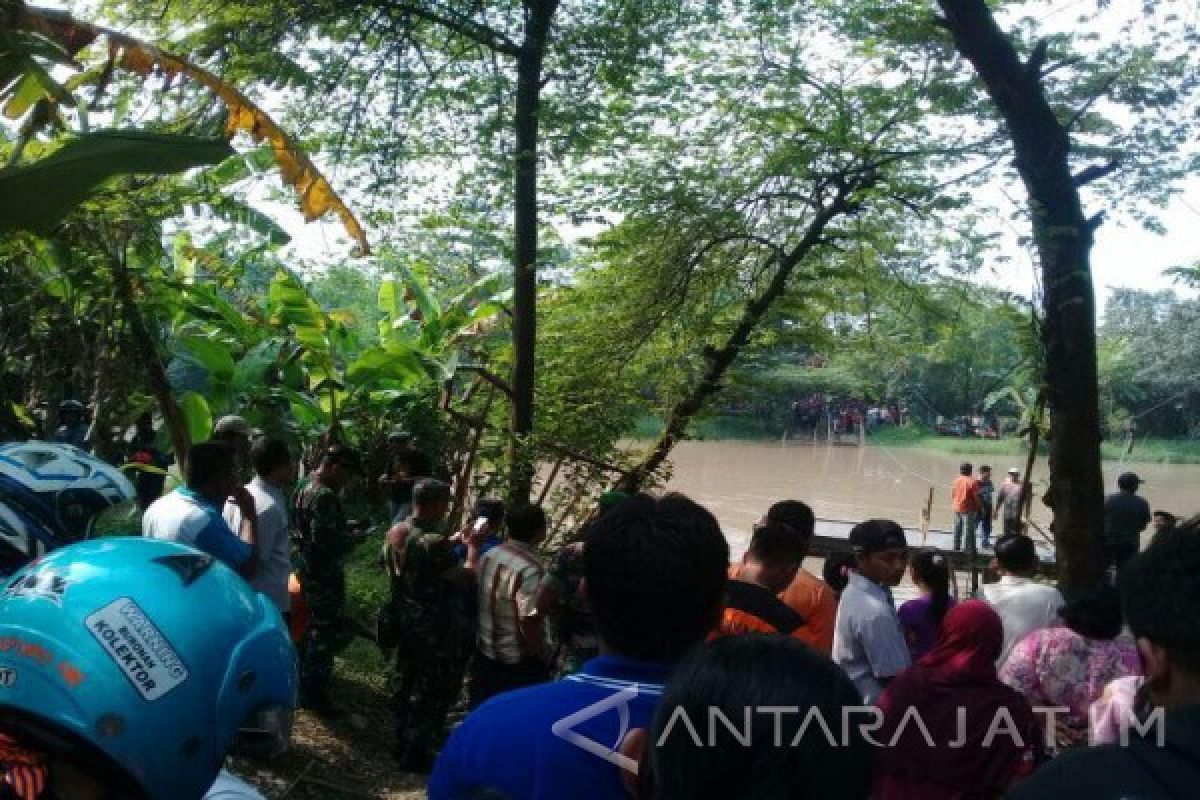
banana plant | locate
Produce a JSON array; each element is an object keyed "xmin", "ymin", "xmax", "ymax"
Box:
[{"xmin": 375, "ymin": 267, "xmax": 512, "ymax": 384}]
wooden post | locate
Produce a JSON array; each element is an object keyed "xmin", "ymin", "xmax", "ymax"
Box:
[{"xmin": 920, "ymin": 486, "xmax": 934, "ymax": 547}]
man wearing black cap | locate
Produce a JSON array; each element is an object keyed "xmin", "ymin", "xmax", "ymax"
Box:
[
  {"xmin": 831, "ymin": 519, "xmax": 910, "ymax": 703},
  {"xmin": 292, "ymin": 444, "xmax": 362, "ymax": 715},
  {"xmin": 52, "ymin": 399, "xmax": 91, "ymax": 451},
  {"xmin": 1102, "ymin": 472, "xmax": 1151, "ymax": 574}
]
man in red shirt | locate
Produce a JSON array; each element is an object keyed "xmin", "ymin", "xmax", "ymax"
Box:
[{"xmin": 951, "ymin": 461, "xmax": 982, "ymax": 552}]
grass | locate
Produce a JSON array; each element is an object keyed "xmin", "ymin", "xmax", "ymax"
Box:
[
  {"xmin": 869, "ymin": 424, "xmax": 1200, "ymax": 464},
  {"xmin": 868, "ymin": 425, "xmax": 1032, "ymax": 456},
  {"xmin": 1102, "ymin": 437, "xmax": 1200, "ymax": 464}
]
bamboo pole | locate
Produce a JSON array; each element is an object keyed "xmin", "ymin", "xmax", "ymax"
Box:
[
  {"xmin": 551, "ymin": 481, "xmax": 589, "ymax": 543},
  {"xmin": 920, "ymin": 486, "xmax": 934, "ymax": 547},
  {"xmin": 536, "ymin": 453, "xmax": 566, "ymax": 507},
  {"xmin": 447, "ymin": 385, "xmax": 495, "ymax": 532}
]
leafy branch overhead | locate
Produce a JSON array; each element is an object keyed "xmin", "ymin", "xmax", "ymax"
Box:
[{"xmin": 13, "ymin": 4, "xmax": 370, "ymax": 254}]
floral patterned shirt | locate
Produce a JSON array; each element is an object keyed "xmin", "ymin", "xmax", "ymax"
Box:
[{"xmin": 999, "ymin": 624, "xmax": 1141, "ymax": 725}]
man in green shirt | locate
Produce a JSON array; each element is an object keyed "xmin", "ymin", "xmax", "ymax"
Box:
[
  {"xmin": 292, "ymin": 444, "xmax": 361, "ymax": 716},
  {"xmin": 382, "ymin": 478, "xmax": 491, "ymax": 771}
]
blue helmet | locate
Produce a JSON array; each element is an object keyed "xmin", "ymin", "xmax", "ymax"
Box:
[
  {"xmin": 0, "ymin": 538, "xmax": 296, "ymax": 799},
  {"xmin": 0, "ymin": 442, "xmax": 136, "ymax": 574}
]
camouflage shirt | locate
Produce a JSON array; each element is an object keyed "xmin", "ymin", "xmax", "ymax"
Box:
[
  {"xmin": 292, "ymin": 481, "xmax": 353, "ymax": 578},
  {"xmin": 545, "ymin": 541, "xmax": 598, "ymax": 673},
  {"xmin": 383, "ymin": 517, "xmax": 469, "ymax": 637}
]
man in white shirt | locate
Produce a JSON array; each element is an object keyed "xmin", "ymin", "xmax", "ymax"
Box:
[
  {"xmin": 225, "ymin": 438, "xmax": 296, "ymax": 618},
  {"xmin": 832, "ymin": 519, "xmax": 911, "ymax": 703},
  {"xmin": 143, "ymin": 441, "xmax": 258, "ymax": 578},
  {"xmin": 980, "ymin": 532, "xmax": 1065, "ymax": 664}
]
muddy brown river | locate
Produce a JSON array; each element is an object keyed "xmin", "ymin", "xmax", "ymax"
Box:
[{"xmin": 659, "ymin": 440, "xmax": 1199, "ymax": 558}]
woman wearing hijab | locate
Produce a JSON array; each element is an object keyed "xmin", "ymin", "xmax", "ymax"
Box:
[{"xmin": 874, "ymin": 600, "xmax": 1043, "ymax": 800}]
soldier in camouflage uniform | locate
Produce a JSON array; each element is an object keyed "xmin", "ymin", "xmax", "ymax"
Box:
[
  {"xmin": 536, "ymin": 542, "xmax": 597, "ymax": 676},
  {"xmin": 535, "ymin": 492, "xmax": 628, "ymax": 676},
  {"xmin": 292, "ymin": 444, "xmax": 361, "ymax": 716},
  {"xmin": 382, "ymin": 478, "xmax": 490, "ymax": 771}
]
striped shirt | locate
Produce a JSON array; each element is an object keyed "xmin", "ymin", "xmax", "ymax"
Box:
[{"xmin": 477, "ymin": 540, "xmax": 544, "ymax": 664}]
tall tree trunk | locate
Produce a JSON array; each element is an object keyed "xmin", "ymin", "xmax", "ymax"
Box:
[
  {"xmin": 111, "ymin": 256, "xmax": 192, "ymax": 476},
  {"xmin": 507, "ymin": 0, "xmax": 559, "ymax": 504},
  {"xmin": 937, "ymin": 0, "xmax": 1105, "ymax": 592},
  {"xmin": 619, "ymin": 188, "xmax": 859, "ymax": 492}
]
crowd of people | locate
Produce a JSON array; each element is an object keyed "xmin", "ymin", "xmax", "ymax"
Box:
[
  {"xmin": 0, "ymin": 419, "xmax": 1197, "ymax": 799},
  {"xmin": 788, "ymin": 396, "xmax": 906, "ymax": 438}
]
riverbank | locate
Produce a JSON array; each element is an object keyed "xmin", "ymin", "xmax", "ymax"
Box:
[
  {"xmin": 868, "ymin": 425, "xmax": 1200, "ymax": 465},
  {"xmin": 634, "ymin": 414, "xmax": 1200, "ymax": 464}
]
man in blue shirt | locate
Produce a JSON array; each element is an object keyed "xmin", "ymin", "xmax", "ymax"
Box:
[
  {"xmin": 143, "ymin": 441, "xmax": 258, "ymax": 578},
  {"xmin": 429, "ymin": 492, "xmax": 730, "ymax": 800}
]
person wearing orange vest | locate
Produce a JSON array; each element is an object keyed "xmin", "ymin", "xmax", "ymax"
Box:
[{"xmin": 719, "ymin": 521, "xmax": 807, "ymax": 639}]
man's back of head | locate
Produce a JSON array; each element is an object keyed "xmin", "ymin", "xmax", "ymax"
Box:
[
  {"xmin": 585, "ymin": 492, "xmax": 730, "ymax": 662},
  {"xmin": 187, "ymin": 441, "xmax": 235, "ymax": 496},
  {"xmin": 412, "ymin": 478, "xmax": 451, "ymax": 520},
  {"xmin": 506, "ymin": 503, "xmax": 547, "ymax": 544},
  {"xmin": 765, "ymin": 499, "xmax": 815, "ymax": 540},
  {"xmin": 1116, "ymin": 472, "xmax": 1142, "ymax": 493},
  {"xmin": 473, "ymin": 497, "xmax": 506, "ymax": 527},
  {"xmin": 959, "ymin": 462, "xmax": 973, "ymax": 476},
  {"xmin": 742, "ymin": 520, "xmax": 806, "ymax": 594},
  {"xmin": 747, "ymin": 521, "xmax": 807, "ymax": 566},
  {"xmin": 251, "ymin": 438, "xmax": 292, "ymax": 482},
  {"xmin": 993, "ymin": 533, "xmax": 1037, "ymax": 576},
  {"xmin": 1120, "ymin": 515, "xmax": 1200, "ymax": 709}
]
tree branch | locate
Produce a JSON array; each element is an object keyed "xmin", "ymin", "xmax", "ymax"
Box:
[
  {"xmin": 1072, "ymin": 158, "xmax": 1120, "ymax": 187},
  {"xmin": 1040, "ymin": 56, "xmax": 1083, "ymax": 79},
  {"xmin": 1064, "ymin": 73, "xmax": 1119, "ymax": 131},
  {"xmin": 387, "ymin": 1, "xmax": 520, "ymax": 56},
  {"xmin": 1025, "ymin": 39, "xmax": 1050, "ymax": 82},
  {"xmin": 456, "ymin": 364, "xmax": 514, "ymax": 397}
]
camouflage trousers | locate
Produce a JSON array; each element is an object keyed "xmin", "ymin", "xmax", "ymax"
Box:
[
  {"xmin": 391, "ymin": 619, "xmax": 473, "ymax": 756},
  {"xmin": 298, "ymin": 570, "xmax": 352, "ymax": 702}
]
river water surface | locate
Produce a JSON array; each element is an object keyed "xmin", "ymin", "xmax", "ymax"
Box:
[{"xmin": 660, "ymin": 440, "xmax": 1199, "ymax": 557}]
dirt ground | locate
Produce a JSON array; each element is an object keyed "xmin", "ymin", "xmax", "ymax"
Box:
[{"xmin": 232, "ymin": 666, "xmax": 429, "ymax": 799}]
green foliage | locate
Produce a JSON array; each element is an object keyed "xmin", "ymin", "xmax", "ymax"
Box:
[
  {"xmin": 824, "ymin": 279, "xmax": 1039, "ymax": 421},
  {"xmin": 1099, "ymin": 289, "xmax": 1200, "ymax": 438},
  {"xmin": 0, "ymin": 131, "xmax": 234, "ymax": 234},
  {"xmin": 177, "ymin": 391, "xmax": 213, "ymax": 442}
]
